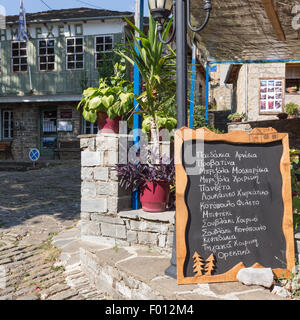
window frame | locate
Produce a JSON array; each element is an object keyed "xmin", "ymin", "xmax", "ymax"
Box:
[
  {"xmin": 94, "ymin": 35, "xmax": 114, "ymax": 70},
  {"xmin": 66, "ymin": 36, "xmax": 84, "ymax": 71},
  {"xmin": 82, "ymin": 118, "xmax": 98, "ymax": 135},
  {"xmin": 2, "ymin": 109, "xmax": 14, "ymax": 140},
  {"xmin": 38, "ymin": 39, "xmax": 56, "ymax": 72},
  {"xmin": 11, "ymin": 41, "xmax": 28, "ymax": 73}
]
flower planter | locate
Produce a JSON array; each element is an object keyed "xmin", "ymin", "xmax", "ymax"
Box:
[
  {"xmin": 97, "ymin": 111, "xmax": 121, "ymax": 134},
  {"xmin": 140, "ymin": 180, "xmax": 170, "ymax": 213},
  {"xmin": 233, "ymin": 119, "xmax": 242, "ymax": 123},
  {"xmin": 277, "ymin": 113, "xmax": 288, "ymax": 120},
  {"xmin": 287, "ymin": 88, "xmax": 297, "ymax": 94},
  {"xmin": 288, "ymin": 115, "xmax": 297, "ymax": 119}
]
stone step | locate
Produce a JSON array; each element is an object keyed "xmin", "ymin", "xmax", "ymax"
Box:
[{"xmin": 79, "ymin": 243, "xmax": 287, "ymax": 300}]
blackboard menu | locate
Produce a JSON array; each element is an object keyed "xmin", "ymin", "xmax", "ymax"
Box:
[{"xmin": 175, "ymin": 127, "xmax": 295, "ymax": 284}]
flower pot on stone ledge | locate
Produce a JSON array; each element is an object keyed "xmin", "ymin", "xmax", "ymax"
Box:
[
  {"xmin": 140, "ymin": 180, "xmax": 170, "ymax": 213},
  {"xmin": 97, "ymin": 111, "xmax": 121, "ymax": 134}
]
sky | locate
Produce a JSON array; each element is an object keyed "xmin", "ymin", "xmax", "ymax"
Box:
[{"xmin": 0, "ymin": 0, "xmax": 149, "ymax": 16}]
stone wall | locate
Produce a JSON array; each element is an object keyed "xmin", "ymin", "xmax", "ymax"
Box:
[
  {"xmin": 79, "ymin": 133, "xmax": 175, "ymax": 251},
  {"xmin": 228, "ymin": 118, "xmax": 300, "ymax": 149},
  {"xmin": 0, "ymin": 102, "xmax": 81, "ymax": 160}
]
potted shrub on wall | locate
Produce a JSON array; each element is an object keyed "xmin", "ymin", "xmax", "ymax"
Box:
[
  {"xmin": 227, "ymin": 112, "xmax": 245, "ymax": 123},
  {"xmin": 77, "ymin": 62, "xmax": 134, "ymax": 133},
  {"xmin": 115, "ymin": 152, "xmax": 175, "ymax": 212},
  {"xmin": 285, "ymin": 102, "xmax": 299, "ymax": 119}
]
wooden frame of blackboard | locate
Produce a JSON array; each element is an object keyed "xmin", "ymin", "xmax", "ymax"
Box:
[
  {"xmin": 175, "ymin": 127, "xmax": 295, "ymax": 284},
  {"xmin": 259, "ymin": 77, "xmax": 285, "ymax": 115}
]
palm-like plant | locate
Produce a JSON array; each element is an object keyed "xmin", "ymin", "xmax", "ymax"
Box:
[{"xmin": 116, "ymin": 15, "xmax": 177, "ymax": 145}]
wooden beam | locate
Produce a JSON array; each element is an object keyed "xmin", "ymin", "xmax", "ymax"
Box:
[{"xmin": 261, "ymin": 0, "xmax": 286, "ymax": 41}]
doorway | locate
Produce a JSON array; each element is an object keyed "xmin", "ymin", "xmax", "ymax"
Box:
[{"xmin": 40, "ymin": 107, "xmax": 57, "ymax": 159}]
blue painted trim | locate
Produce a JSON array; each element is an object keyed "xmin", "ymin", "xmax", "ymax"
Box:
[
  {"xmin": 189, "ymin": 46, "xmax": 196, "ymax": 129},
  {"xmin": 132, "ymin": 0, "xmax": 144, "ymax": 210},
  {"xmin": 205, "ymin": 62, "xmax": 210, "ymax": 124}
]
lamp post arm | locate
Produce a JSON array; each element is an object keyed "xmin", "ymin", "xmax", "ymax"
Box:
[
  {"xmin": 187, "ymin": 0, "xmax": 211, "ymax": 33},
  {"xmin": 157, "ymin": 3, "xmax": 176, "ymax": 45}
]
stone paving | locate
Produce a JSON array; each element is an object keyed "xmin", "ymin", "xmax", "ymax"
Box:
[
  {"xmin": 0, "ymin": 161, "xmax": 296, "ymax": 300},
  {"xmin": 0, "ymin": 161, "xmax": 108, "ymax": 300}
]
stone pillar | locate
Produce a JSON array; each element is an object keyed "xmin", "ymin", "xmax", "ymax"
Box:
[{"xmin": 79, "ymin": 133, "xmax": 132, "ymax": 245}]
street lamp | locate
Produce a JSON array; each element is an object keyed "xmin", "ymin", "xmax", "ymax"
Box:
[
  {"xmin": 147, "ymin": 0, "xmax": 212, "ymax": 279},
  {"xmin": 148, "ymin": 0, "xmax": 212, "ymax": 128}
]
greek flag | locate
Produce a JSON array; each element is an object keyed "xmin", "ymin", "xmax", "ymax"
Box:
[{"xmin": 18, "ymin": 0, "xmax": 28, "ymax": 41}]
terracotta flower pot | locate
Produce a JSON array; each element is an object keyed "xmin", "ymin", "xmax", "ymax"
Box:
[
  {"xmin": 97, "ymin": 111, "xmax": 121, "ymax": 134},
  {"xmin": 140, "ymin": 181, "xmax": 170, "ymax": 213},
  {"xmin": 287, "ymin": 88, "xmax": 297, "ymax": 94},
  {"xmin": 233, "ymin": 119, "xmax": 242, "ymax": 123}
]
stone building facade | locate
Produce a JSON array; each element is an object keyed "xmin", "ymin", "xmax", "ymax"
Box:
[{"xmin": 0, "ymin": 8, "xmax": 133, "ymax": 160}]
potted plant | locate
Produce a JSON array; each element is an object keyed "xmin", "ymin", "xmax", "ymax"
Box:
[
  {"xmin": 287, "ymin": 86, "xmax": 298, "ymax": 94},
  {"xmin": 77, "ymin": 62, "xmax": 134, "ymax": 133},
  {"xmin": 285, "ymin": 102, "xmax": 299, "ymax": 119},
  {"xmin": 227, "ymin": 112, "xmax": 245, "ymax": 122},
  {"xmin": 277, "ymin": 112, "xmax": 288, "ymax": 120},
  {"xmin": 116, "ymin": 15, "xmax": 177, "ymax": 151},
  {"xmin": 115, "ymin": 152, "xmax": 175, "ymax": 212}
]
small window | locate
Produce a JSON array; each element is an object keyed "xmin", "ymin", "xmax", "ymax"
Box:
[
  {"xmin": 83, "ymin": 118, "xmax": 98, "ymax": 134},
  {"xmin": 2, "ymin": 110, "xmax": 13, "ymax": 139},
  {"xmin": 66, "ymin": 37, "xmax": 84, "ymax": 70},
  {"xmin": 38, "ymin": 39, "xmax": 55, "ymax": 71},
  {"xmin": 11, "ymin": 41, "xmax": 28, "ymax": 72},
  {"xmin": 95, "ymin": 35, "xmax": 113, "ymax": 69}
]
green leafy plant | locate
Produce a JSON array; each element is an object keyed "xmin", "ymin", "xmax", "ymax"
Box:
[
  {"xmin": 77, "ymin": 62, "xmax": 134, "ymax": 123},
  {"xmin": 291, "ymin": 149, "xmax": 300, "ymax": 229},
  {"xmin": 116, "ymin": 15, "xmax": 177, "ymax": 143},
  {"xmin": 227, "ymin": 112, "xmax": 245, "ymax": 121},
  {"xmin": 285, "ymin": 103, "xmax": 299, "ymax": 116}
]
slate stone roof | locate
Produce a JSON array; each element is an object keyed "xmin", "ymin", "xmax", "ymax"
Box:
[{"xmin": 6, "ymin": 7, "xmax": 134, "ymax": 24}]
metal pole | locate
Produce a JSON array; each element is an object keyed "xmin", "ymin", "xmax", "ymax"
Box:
[
  {"xmin": 165, "ymin": 0, "xmax": 188, "ymax": 280},
  {"xmin": 132, "ymin": 0, "xmax": 144, "ymax": 210},
  {"xmin": 176, "ymin": 0, "xmax": 187, "ymax": 128},
  {"xmin": 189, "ymin": 43, "xmax": 196, "ymax": 129},
  {"xmin": 205, "ymin": 61, "xmax": 210, "ymax": 124}
]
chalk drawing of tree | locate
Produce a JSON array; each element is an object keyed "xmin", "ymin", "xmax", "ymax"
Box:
[
  {"xmin": 193, "ymin": 252, "xmax": 205, "ymax": 277},
  {"xmin": 205, "ymin": 254, "xmax": 215, "ymax": 276}
]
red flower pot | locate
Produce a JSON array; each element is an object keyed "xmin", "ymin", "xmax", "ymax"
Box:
[
  {"xmin": 97, "ymin": 111, "xmax": 121, "ymax": 134},
  {"xmin": 140, "ymin": 181, "xmax": 170, "ymax": 213}
]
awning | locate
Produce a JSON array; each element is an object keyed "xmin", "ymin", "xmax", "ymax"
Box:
[{"xmin": 191, "ymin": 0, "xmax": 300, "ymax": 61}]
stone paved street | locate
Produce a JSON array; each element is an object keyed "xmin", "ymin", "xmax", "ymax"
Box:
[{"xmin": 0, "ymin": 161, "xmax": 108, "ymax": 300}]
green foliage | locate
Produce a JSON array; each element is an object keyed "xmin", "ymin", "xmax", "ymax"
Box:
[
  {"xmin": 291, "ymin": 149, "xmax": 300, "ymax": 230},
  {"xmin": 142, "ymin": 114, "xmax": 177, "ymax": 133},
  {"xmin": 77, "ymin": 62, "xmax": 134, "ymax": 122},
  {"xmin": 191, "ymin": 105, "xmax": 224, "ymax": 134},
  {"xmin": 116, "ymin": 15, "xmax": 177, "ymax": 132},
  {"xmin": 227, "ymin": 112, "xmax": 245, "ymax": 121},
  {"xmin": 285, "ymin": 103, "xmax": 299, "ymax": 116}
]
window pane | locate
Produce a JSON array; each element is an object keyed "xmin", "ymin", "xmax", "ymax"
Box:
[
  {"xmin": 12, "ymin": 50, "xmax": 19, "ymax": 57},
  {"xmin": 21, "ymin": 64, "xmax": 27, "ymax": 71},
  {"xmin": 48, "ymin": 55, "xmax": 55, "ymax": 63},
  {"xmin": 20, "ymin": 49, "xmax": 27, "ymax": 56},
  {"xmin": 105, "ymin": 36, "xmax": 112, "ymax": 43},
  {"xmin": 12, "ymin": 42, "xmax": 19, "ymax": 49},
  {"xmin": 75, "ymin": 45, "xmax": 83, "ymax": 53},
  {"xmin": 68, "ymin": 55, "xmax": 75, "ymax": 62},
  {"xmin": 105, "ymin": 44, "xmax": 112, "ymax": 51},
  {"xmin": 47, "ymin": 47, "xmax": 54, "ymax": 55},
  {"xmin": 40, "ymin": 63, "xmax": 47, "ymax": 71},
  {"xmin": 76, "ymin": 54, "xmax": 83, "ymax": 61},
  {"xmin": 48, "ymin": 63, "xmax": 55, "ymax": 71},
  {"xmin": 76, "ymin": 62, "xmax": 83, "ymax": 69},
  {"xmin": 97, "ymin": 37, "xmax": 103, "ymax": 44},
  {"xmin": 13, "ymin": 65, "xmax": 19, "ymax": 72},
  {"xmin": 40, "ymin": 56, "xmax": 47, "ymax": 63},
  {"xmin": 68, "ymin": 62, "xmax": 75, "ymax": 69},
  {"xmin": 67, "ymin": 46, "xmax": 75, "ymax": 53},
  {"xmin": 67, "ymin": 38, "xmax": 74, "ymax": 46},
  {"xmin": 76, "ymin": 38, "xmax": 83, "ymax": 45},
  {"xmin": 39, "ymin": 48, "xmax": 46, "ymax": 55},
  {"xmin": 96, "ymin": 44, "xmax": 104, "ymax": 52},
  {"xmin": 20, "ymin": 42, "xmax": 26, "ymax": 48},
  {"xmin": 21, "ymin": 57, "xmax": 27, "ymax": 64},
  {"xmin": 48, "ymin": 40, "xmax": 55, "ymax": 47},
  {"xmin": 13, "ymin": 58, "xmax": 19, "ymax": 65},
  {"xmin": 39, "ymin": 40, "xmax": 46, "ymax": 47}
]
